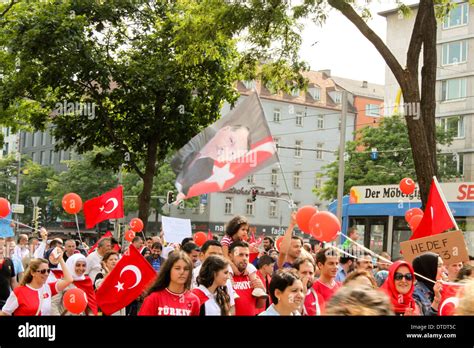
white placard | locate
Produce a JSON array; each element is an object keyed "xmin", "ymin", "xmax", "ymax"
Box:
[{"xmin": 162, "ymin": 216, "xmax": 192, "ymax": 244}]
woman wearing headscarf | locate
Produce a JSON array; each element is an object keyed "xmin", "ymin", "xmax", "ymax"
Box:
[
  {"xmin": 412, "ymin": 252, "xmax": 444, "ymax": 316},
  {"xmin": 50, "ymin": 253, "xmax": 98, "ymax": 315},
  {"xmin": 381, "ymin": 261, "xmax": 420, "ymax": 316}
]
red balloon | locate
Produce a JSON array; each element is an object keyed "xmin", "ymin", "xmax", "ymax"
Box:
[
  {"xmin": 275, "ymin": 236, "xmax": 284, "ymax": 252},
  {"xmin": 296, "ymin": 205, "xmax": 318, "ymax": 234},
  {"xmin": 399, "ymin": 177, "xmax": 416, "ymax": 195},
  {"xmin": 129, "ymin": 218, "xmax": 144, "ymax": 232},
  {"xmin": 408, "ymin": 214, "xmax": 423, "ymax": 231},
  {"xmin": 125, "ymin": 229, "xmax": 136, "ymax": 242},
  {"xmin": 309, "ymin": 211, "xmax": 341, "ymax": 242},
  {"xmin": 405, "ymin": 208, "xmax": 423, "ymax": 223},
  {"xmin": 0, "ymin": 198, "xmax": 11, "ymax": 218},
  {"xmin": 194, "ymin": 232, "xmax": 207, "ymax": 247},
  {"xmin": 63, "ymin": 288, "xmax": 88, "ymax": 314},
  {"xmin": 62, "ymin": 193, "xmax": 82, "ymax": 214}
]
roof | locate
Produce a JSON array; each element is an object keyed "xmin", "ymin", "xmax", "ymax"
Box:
[
  {"xmin": 377, "ymin": 3, "xmax": 419, "ymax": 17},
  {"xmin": 331, "ymin": 76, "xmax": 384, "ymax": 100}
]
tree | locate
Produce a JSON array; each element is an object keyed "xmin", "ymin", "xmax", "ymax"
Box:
[
  {"xmin": 316, "ymin": 115, "xmax": 457, "ymax": 201},
  {"xmin": 0, "ymin": 0, "xmax": 307, "ymax": 231}
]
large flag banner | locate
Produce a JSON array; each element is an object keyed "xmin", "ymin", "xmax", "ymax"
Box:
[
  {"xmin": 87, "ymin": 231, "xmax": 121, "ymax": 255},
  {"xmin": 96, "ymin": 245, "xmax": 156, "ymax": 315},
  {"xmin": 83, "ymin": 186, "xmax": 124, "ymax": 229},
  {"xmin": 410, "ymin": 177, "xmax": 457, "ymax": 240},
  {"xmin": 171, "ymin": 92, "xmax": 277, "ymax": 200}
]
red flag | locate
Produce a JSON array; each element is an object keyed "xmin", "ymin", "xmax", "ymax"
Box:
[
  {"xmin": 83, "ymin": 186, "xmax": 124, "ymax": 229},
  {"xmin": 439, "ymin": 283, "xmax": 463, "ymax": 316},
  {"xmin": 249, "ymin": 230, "xmax": 256, "ymax": 244},
  {"xmin": 96, "ymin": 245, "xmax": 156, "ymax": 315},
  {"xmin": 410, "ymin": 177, "xmax": 457, "ymax": 240},
  {"xmin": 207, "ymin": 229, "xmax": 213, "ymax": 240}
]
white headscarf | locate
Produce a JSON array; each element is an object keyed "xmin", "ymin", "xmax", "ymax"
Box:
[{"xmin": 65, "ymin": 253, "xmax": 87, "ymax": 281}]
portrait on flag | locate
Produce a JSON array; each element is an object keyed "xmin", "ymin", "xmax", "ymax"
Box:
[{"xmin": 171, "ymin": 92, "xmax": 277, "ymax": 200}]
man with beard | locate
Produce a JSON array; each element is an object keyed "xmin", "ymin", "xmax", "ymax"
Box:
[
  {"xmin": 262, "ymin": 237, "xmax": 274, "ymax": 253},
  {"xmin": 293, "ymin": 257, "xmax": 324, "ymax": 315},
  {"xmin": 229, "ymin": 241, "xmax": 266, "ymax": 316},
  {"xmin": 276, "ymin": 213, "xmax": 301, "ymax": 270},
  {"xmin": 314, "ymin": 248, "xmax": 341, "ymax": 302}
]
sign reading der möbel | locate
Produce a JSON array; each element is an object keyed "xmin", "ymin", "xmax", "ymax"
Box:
[{"xmin": 400, "ymin": 230, "xmax": 469, "ymax": 264}]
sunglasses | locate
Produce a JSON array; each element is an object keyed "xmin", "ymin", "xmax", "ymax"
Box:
[
  {"xmin": 394, "ymin": 272, "xmax": 413, "ymax": 281},
  {"xmin": 36, "ymin": 269, "xmax": 51, "ymax": 274}
]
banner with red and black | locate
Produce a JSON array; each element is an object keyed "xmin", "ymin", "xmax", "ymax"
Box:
[{"xmin": 171, "ymin": 92, "xmax": 278, "ymax": 200}]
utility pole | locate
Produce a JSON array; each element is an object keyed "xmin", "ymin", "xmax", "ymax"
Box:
[
  {"xmin": 336, "ymin": 91, "xmax": 348, "ymax": 238},
  {"xmin": 14, "ymin": 132, "xmax": 22, "ymax": 235}
]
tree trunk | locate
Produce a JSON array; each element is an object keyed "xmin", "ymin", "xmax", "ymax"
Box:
[{"xmin": 138, "ymin": 138, "xmax": 159, "ymax": 233}]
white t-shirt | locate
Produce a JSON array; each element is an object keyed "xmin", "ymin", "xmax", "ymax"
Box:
[
  {"xmin": 196, "ymin": 285, "xmax": 223, "ymax": 316},
  {"xmin": 192, "ymin": 264, "xmax": 235, "ymax": 306}
]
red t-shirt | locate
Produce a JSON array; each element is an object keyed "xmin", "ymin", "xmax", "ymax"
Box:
[
  {"xmin": 313, "ymin": 279, "xmax": 341, "ymax": 302},
  {"xmin": 2, "ymin": 282, "xmax": 58, "ymax": 316},
  {"xmin": 304, "ymin": 288, "xmax": 325, "ymax": 316},
  {"xmin": 138, "ymin": 288, "xmax": 200, "ymax": 316},
  {"xmin": 233, "ymin": 274, "xmax": 257, "ymax": 316},
  {"xmin": 255, "ymin": 271, "xmax": 272, "ymax": 315}
]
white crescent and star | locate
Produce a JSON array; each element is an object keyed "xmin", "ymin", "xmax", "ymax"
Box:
[
  {"xmin": 404, "ymin": 178, "xmax": 413, "ymax": 187},
  {"xmin": 99, "ymin": 198, "xmax": 119, "ymax": 214},
  {"xmin": 119, "ymin": 265, "xmax": 142, "ymax": 289},
  {"xmin": 439, "ymin": 297, "xmax": 459, "ymax": 315}
]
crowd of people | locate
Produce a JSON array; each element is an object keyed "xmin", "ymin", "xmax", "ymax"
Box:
[{"xmin": 0, "ymin": 213, "xmax": 473, "ymax": 316}]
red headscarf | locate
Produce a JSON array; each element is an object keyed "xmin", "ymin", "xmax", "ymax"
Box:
[{"xmin": 381, "ymin": 260, "xmax": 420, "ymax": 315}]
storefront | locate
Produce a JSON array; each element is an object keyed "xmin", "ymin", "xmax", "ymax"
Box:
[{"xmin": 328, "ymin": 183, "xmax": 474, "ymax": 258}]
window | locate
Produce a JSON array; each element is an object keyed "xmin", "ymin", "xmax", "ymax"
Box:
[
  {"xmin": 40, "ymin": 151, "xmax": 45, "ymax": 165},
  {"xmin": 22, "ymin": 133, "xmax": 27, "ymax": 148},
  {"xmin": 33, "ymin": 132, "xmax": 39, "ymax": 146},
  {"xmin": 246, "ymin": 199, "xmax": 254, "ymax": 216},
  {"xmin": 442, "ymin": 40, "xmax": 468, "ymax": 65},
  {"xmin": 439, "ymin": 153, "xmax": 464, "ymax": 176},
  {"xmin": 365, "ymin": 104, "xmax": 380, "ymax": 116},
  {"xmin": 293, "ymin": 171, "xmax": 301, "ymax": 189},
  {"xmin": 316, "ymin": 143, "xmax": 323, "ymax": 160},
  {"xmin": 442, "ymin": 78, "xmax": 467, "ymax": 101},
  {"xmin": 271, "ymin": 168, "xmax": 278, "ymax": 186},
  {"xmin": 443, "ymin": 2, "xmax": 468, "ymax": 29},
  {"xmin": 60, "ymin": 150, "xmax": 69, "ymax": 161},
  {"xmin": 51, "ymin": 135, "xmax": 56, "ymax": 145},
  {"xmin": 439, "ymin": 116, "xmax": 465, "ymax": 138},
  {"xmin": 269, "ymin": 200, "xmax": 277, "ymax": 217},
  {"xmin": 315, "ymin": 176, "xmax": 322, "ymax": 189},
  {"xmin": 32, "ymin": 152, "xmax": 37, "ymax": 162},
  {"xmin": 273, "ymin": 137, "xmax": 280, "ymax": 154},
  {"xmin": 49, "ymin": 150, "xmax": 55, "ymax": 165},
  {"xmin": 273, "ymin": 108, "xmax": 281, "ymax": 122},
  {"xmin": 291, "ymin": 88, "xmax": 300, "ymax": 97},
  {"xmin": 247, "ymin": 174, "xmax": 255, "ymax": 184},
  {"xmin": 333, "ymin": 92, "xmax": 342, "ymax": 104},
  {"xmin": 309, "ymin": 87, "xmax": 321, "ymax": 101},
  {"xmin": 225, "ymin": 197, "xmax": 233, "ymax": 214},
  {"xmin": 295, "ymin": 140, "xmax": 302, "ymax": 157},
  {"xmin": 317, "ymin": 115, "xmax": 324, "ymax": 129},
  {"xmin": 41, "ymin": 132, "xmax": 46, "ymax": 146},
  {"xmin": 295, "ymin": 111, "xmax": 304, "ymax": 126},
  {"xmin": 243, "ymin": 80, "xmax": 256, "ymax": 90},
  {"xmin": 3, "ymin": 143, "xmax": 8, "ymax": 156}
]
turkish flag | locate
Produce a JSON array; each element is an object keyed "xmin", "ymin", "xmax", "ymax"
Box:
[
  {"xmin": 96, "ymin": 245, "xmax": 156, "ymax": 315},
  {"xmin": 83, "ymin": 186, "xmax": 124, "ymax": 229},
  {"xmin": 87, "ymin": 231, "xmax": 121, "ymax": 255},
  {"xmin": 410, "ymin": 177, "xmax": 457, "ymax": 240},
  {"xmin": 439, "ymin": 283, "xmax": 463, "ymax": 316},
  {"xmin": 207, "ymin": 229, "xmax": 213, "ymax": 240}
]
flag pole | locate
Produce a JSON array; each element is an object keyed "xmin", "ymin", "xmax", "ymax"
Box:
[
  {"xmin": 433, "ymin": 176, "xmax": 459, "ymax": 230},
  {"xmin": 254, "ymin": 91, "xmax": 295, "ymax": 212},
  {"xmin": 74, "ymin": 213, "xmax": 83, "ymax": 244}
]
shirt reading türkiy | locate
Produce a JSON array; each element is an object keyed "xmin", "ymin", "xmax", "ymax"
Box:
[
  {"xmin": 233, "ymin": 274, "xmax": 258, "ymax": 316},
  {"xmin": 138, "ymin": 288, "xmax": 200, "ymax": 316},
  {"xmin": 2, "ymin": 282, "xmax": 58, "ymax": 316}
]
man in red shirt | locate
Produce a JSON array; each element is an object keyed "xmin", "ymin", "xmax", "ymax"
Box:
[
  {"xmin": 255, "ymin": 254, "xmax": 274, "ymax": 313},
  {"xmin": 229, "ymin": 241, "xmax": 266, "ymax": 316},
  {"xmin": 293, "ymin": 256, "xmax": 324, "ymax": 315},
  {"xmin": 313, "ymin": 247, "xmax": 341, "ymax": 302}
]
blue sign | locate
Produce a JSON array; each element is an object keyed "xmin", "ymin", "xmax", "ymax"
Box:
[
  {"xmin": 200, "ymin": 194, "xmax": 208, "ymax": 205},
  {"xmin": 370, "ymin": 148, "xmax": 378, "ymax": 160}
]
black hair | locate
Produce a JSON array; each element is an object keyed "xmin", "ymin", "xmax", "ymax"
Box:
[
  {"xmin": 181, "ymin": 237, "xmax": 194, "ymax": 247},
  {"xmin": 151, "ymin": 242, "xmax": 162, "ymax": 250},
  {"xmin": 196, "ymin": 255, "xmax": 231, "ymax": 316},
  {"xmin": 316, "ymin": 247, "xmax": 339, "ymax": 267},
  {"xmin": 182, "ymin": 242, "xmax": 200, "ymax": 254},
  {"xmin": 269, "ymin": 269, "xmax": 300, "ymax": 305},
  {"xmin": 229, "ymin": 240, "xmax": 249, "ymax": 254},
  {"xmin": 339, "ymin": 247, "xmax": 356, "ymax": 265},
  {"xmin": 257, "ymin": 255, "xmax": 275, "ymax": 269},
  {"xmin": 225, "ymin": 216, "xmax": 249, "ymax": 238},
  {"xmin": 293, "ymin": 257, "xmax": 315, "ymax": 271},
  {"xmin": 146, "ymin": 237, "xmax": 153, "ymax": 241},
  {"xmin": 200, "ymin": 240, "xmax": 222, "ymax": 254},
  {"xmin": 263, "ymin": 237, "xmax": 274, "ymax": 245}
]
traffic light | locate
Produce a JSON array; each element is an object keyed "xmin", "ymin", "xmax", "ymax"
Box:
[
  {"xmin": 251, "ymin": 189, "xmax": 258, "ymax": 202},
  {"xmin": 166, "ymin": 191, "xmax": 174, "ymax": 205},
  {"xmin": 33, "ymin": 206, "xmax": 42, "ymax": 231}
]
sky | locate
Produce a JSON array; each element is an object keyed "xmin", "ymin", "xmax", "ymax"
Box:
[{"xmin": 298, "ymin": 1, "xmax": 411, "ymax": 85}]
